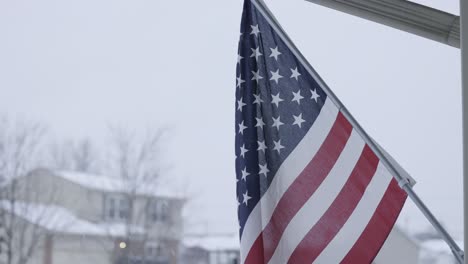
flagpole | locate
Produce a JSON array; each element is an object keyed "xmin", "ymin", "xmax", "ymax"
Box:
[{"xmin": 251, "ymin": 0, "xmax": 465, "ymax": 262}]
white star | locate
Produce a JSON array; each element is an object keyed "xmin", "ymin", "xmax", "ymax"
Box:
[
  {"xmin": 237, "ymin": 197, "xmax": 241, "ymax": 207},
  {"xmin": 292, "ymin": 90, "xmax": 304, "ymax": 104},
  {"xmin": 250, "ymin": 47, "xmax": 263, "ymax": 60},
  {"xmin": 272, "ymin": 116, "xmax": 284, "ymax": 130},
  {"xmin": 239, "ymin": 144, "xmax": 249, "ymax": 158},
  {"xmin": 237, "ymin": 54, "xmax": 243, "ymax": 64},
  {"xmin": 242, "ymin": 190, "xmax": 252, "ymax": 206},
  {"xmin": 311, "ymin": 89, "xmax": 321, "ymax": 103},
  {"xmin": 238, "ymin": 121, "xmax": 247, "ymax": 135},
  {"xmin": 257, "ymin": 140, "xmax": 267, "ymax": 152},
  {"xmin": 241, "ymin": 167, "xmax": 250, "ymax": 181},
  {"xmin": 237, "ymin": 98, "xmax": 246, "ymax": 112},
  {"xmin": 253, "ymin": 94, "xmax": 263, "ymax": 105},
  {"xmin": 250, "ymin": 24, "xmax": 260, "ymax": 37},
  {"xmin": 291, "ymin": 67, "xmax": 301, "ymax": 80},
  {"xmin": 293, "ymin": 113, "xmax": 306, "ymax": 128},
  {"xmin": 236, "ymin": 75, "xmax": 245, "ymax": 88},
  {"xmin": 269, "ymin": 46, "xmax": 281, "ymax": 61},
  {"xmin": 255, "ymin": 117, "xmax": 265, "ymax": 128},
  {"xmin": 271, "ymin": 93, "xmax": 284, "ymax": 107},
  {"xmin": 251, "ymin": 70, "xmax": 263, "ymax": 82},
  {"xmin": 259, "ymin": 163, "xmax": 270, "ymax": 177},
  {"xmin": 273, "ymin": 139, "xmax": 285, "ymax": 154},
  {"xmin": 269, "ymin": 70, "xmax": 283, "ymax": 84}
]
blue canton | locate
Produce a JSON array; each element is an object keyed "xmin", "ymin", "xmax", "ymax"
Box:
[{"xmin": 235, "ymin": 1, "xmax": 328, "ymax": 238}]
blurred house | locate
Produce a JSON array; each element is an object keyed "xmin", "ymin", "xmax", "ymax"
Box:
[
  {"xmin": 0, "ymin": 169, "xmax": 185, "ymax": 264},
  {"xmin": 181, "ymin": 234, "xmax": 239, "ymax": 264}
]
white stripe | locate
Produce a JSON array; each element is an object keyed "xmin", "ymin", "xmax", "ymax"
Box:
[
  {"xmin": 268, "ymin": 130, "xmax": 365, "ymax": 264},
  {"xmin": 240, "ymin": 99, "xmax": 338, "ymax": 263},
  {"xmin": 313, "ymin": 163, "xmax": 393, "ymax": 264}
]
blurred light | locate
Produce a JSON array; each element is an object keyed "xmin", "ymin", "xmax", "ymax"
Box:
[{"xmin": 119, "ymin": 242, "xmax": 127, "ymax": 249}]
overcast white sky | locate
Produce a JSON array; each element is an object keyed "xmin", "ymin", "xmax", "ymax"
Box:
[{"xmin": 0, "ymin": 0, "xmax": 463, "ymax": 240}]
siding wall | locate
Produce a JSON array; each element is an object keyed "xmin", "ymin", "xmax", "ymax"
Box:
[{"xmin": 51, "ymin": 235, "xmax": 113, "ymax": 264}]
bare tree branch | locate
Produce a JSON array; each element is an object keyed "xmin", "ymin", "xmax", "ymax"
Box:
[
  {"xmin": 104, "ymin": 126, "xmax": 176, "ymax": 262},
  {"xmin": 47, "ymin": 138, "xmax": 100, "ymax": 174},
  {"xmin": 0, "ymin": 115, "xmax": 49, "ymax": 264}
]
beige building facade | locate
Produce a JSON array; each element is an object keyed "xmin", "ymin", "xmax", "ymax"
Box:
[{"xmin": 0, "ymin": 169, "xmax": 184, "ymax": 264}]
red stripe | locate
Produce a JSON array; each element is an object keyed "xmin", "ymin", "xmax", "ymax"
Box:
[
  {"xmin": 340, "ymin": 178, "xmax": 407, "ymax": 264},
  {"xmin": 287, "ymin": 145, "xmax": 379, "ymax": 263},
  {"xmin": 245, "ymin": 235, "xmax": 265, "ymax": 264},
  {"xmin": 244, "ymin": 112, "xmax": 352, "ymax": 264}
]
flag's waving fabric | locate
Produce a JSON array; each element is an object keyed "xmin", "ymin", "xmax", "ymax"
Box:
[{"xmin": 235, "ymin": 1, "xmax": 407, "ymax": 263}]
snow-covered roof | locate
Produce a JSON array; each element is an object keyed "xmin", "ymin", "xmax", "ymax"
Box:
[
  {"xmin": 184, "ymin": 234, "xmax": 240, "ymax": 251},
  {"xmin": 417, "ymin": 239, "xmax": 463, "ymax": 264},
  {"xmin": 0, "ymin": 200, "xmax": 145, "ymax": 237},
  {"xmin": 52, "ymin": 170, "xmax": 183, "ymax": 199},
  {"xmin": 421, "ymin": 239, "xmax": 464, "ymax": 255}
]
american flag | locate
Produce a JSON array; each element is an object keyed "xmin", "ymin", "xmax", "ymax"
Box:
[{"xmin": 235, "ymin": 0, "xmax": 408, "ymax": 263}]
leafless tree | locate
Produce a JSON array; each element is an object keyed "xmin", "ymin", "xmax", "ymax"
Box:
[
  {"xmin": 0, "ymin": 115, "xmax": 53, "ymax": 264},
  {"xmin": 48, "ymin": 140, "xmax": 74, "ymax": 171},
  {"xmin": 73, "ymin": 138, "xmax": 100, "ymax": 173},
  {"xmin": 0, "ymin": 115, "xmax": 184, "ymax": 264},
  {"xmin": 45, "ymin": 125, "xmax": 183, "ymax": 264},
  {"xmin": 107, "ymin": 126, "xmax": 166, "ymax": 186},
  {"xmin": 48, "ymin": 138, "xmax": 100, "ymax": 174},
  {"xmin": 103, "ymin": 126, "xmax": 183, "ymax": 264}
]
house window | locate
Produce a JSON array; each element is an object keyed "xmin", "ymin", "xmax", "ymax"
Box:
[
  {"xmin": 148, "ymin": 199, "xmax": 170, "ymax": 223},
  {"xmin": 105, "ymin": 195, "xmax": 129, "ymax": 221},
  {"xmin": 145, "ymin": 242, "xmax": 164, "ymax": 257}
]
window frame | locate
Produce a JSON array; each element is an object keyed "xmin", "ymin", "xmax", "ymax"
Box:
[
  {"xmin": 147, "ymin": 199, "xmax": 170, "ymax": 223},
  {"xmin": 104, "ymin": 194, "xmax": 130, "ymax": 222}
]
